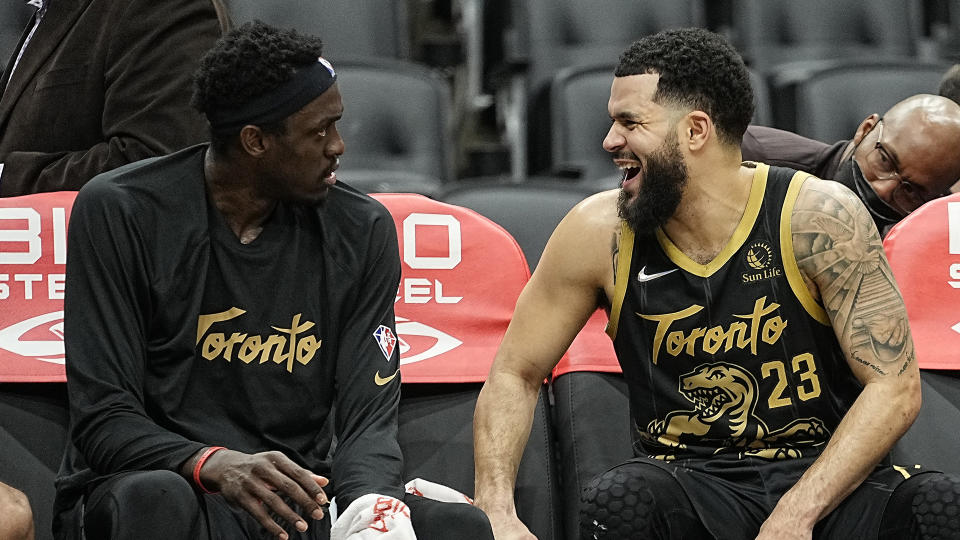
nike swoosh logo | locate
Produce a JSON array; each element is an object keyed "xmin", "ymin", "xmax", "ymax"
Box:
[
  {"xmin": 637, "ymin": 266, "xmax": 678, "ymax": 282},
  {"xmin": 374, "ymin": 369, "xmax": 400, "ymax": 386}
]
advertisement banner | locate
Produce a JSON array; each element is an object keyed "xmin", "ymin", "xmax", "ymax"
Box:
[{"xmin": 0, "ymin": 191, "xmax": 76, "ymax": 382}]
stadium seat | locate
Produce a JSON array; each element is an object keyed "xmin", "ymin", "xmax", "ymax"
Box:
[
  {"xmin": 731, "ymin": 0, "xmax": 921, "ymax": 73},
  {"xmin": 0, "ymin": 192, "xmax": 76, "ymax": 540},
  {"xmin": 550, "ymin": 312, "xmax": 631, "ymax": 540},
  {"xmin": 438, "ymin": 179, "xmax": 595, "ymax": 269},
  {"xmin": 371, "ymin": 193, "xmax": 563, "ymax": 539},
  {"xmin": 334, "ymin": 58, "xmax": 453, "ymax": 196},
  {"xmin": 220, "ymin": 0, "xmax": 410, "ymax": 59},
  {"xmin": 496, "ymin": 0, "xmax": 703, "ymax": 177},
  {"xmin": 884, "ymin": 193, "xmax": 960, "ymax": 474},
  {"xmin": 773, "ymin": 60, "xmax": 950, "ymax": 141},
  {"xmin": 883, "ymin": 193, "xmax": 960, "ymax": 371}
]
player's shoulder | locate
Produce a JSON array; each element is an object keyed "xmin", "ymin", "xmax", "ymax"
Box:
[
  {"xmin": 536, "ymin": 189, "xmax": 620, "ymax": 280},
  {"xmin": 793, "ymin": 175, "xmax": 863, "ymax": 214},
  {"xmin": 564, "ymin": 188, "xmax": 621, "ymax": 231}
]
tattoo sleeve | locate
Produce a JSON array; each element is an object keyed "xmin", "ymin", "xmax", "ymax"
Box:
[{"xmin": 792, "ymin": 182, "xmax": 915, "ymax": 377}]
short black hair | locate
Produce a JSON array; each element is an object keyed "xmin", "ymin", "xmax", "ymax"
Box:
[
  {"xmin": 939, "ymin": 64, "xmax": 960, "ymax": 104},
  {"xmin": 616, "ymin": 28, "xmax": 754, "ymax": 146},
  {"xmin": 191, "ymin": 21, "xmax": 325, "ymax": 151}
]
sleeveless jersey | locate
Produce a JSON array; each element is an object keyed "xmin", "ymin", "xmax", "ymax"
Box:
[{"xmin": 607, "ymin": 163, "xmax": 862, "ymax": 461}]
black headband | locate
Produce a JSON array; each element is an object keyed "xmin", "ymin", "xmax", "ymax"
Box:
[{"xmin": 206, "ymin": 57, "xmax": 337, "ymax": 133}]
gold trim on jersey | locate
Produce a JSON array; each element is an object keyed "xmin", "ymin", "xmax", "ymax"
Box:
[
  {"xmin": 606, "ymin": 220, "xmax": 635, "ymax": 339},
  {"xmin": 779, "ymin": 173, "xmax": 831, "ymax": 326},
  {"xmin": 655, "ymin": 163, "xmax": 768, "ymax": 278}
]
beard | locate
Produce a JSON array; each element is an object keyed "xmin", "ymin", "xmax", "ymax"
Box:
[{"xmin": 616, "ymin": 136, "xmax": 688, "ymax": 235}]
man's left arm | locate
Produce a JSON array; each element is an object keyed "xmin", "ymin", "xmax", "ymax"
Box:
[
  {"xmin": 0, "ymin": 0, "xmax": 220, "ymax": 195},
  {"xmin": 331, "ymin": 212, "xmax": 405, "ymax": 511},
  {"xmin": 758, "ymin": 178, "xmax": 922, "ymax": 539}
]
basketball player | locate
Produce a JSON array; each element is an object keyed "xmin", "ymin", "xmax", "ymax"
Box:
[{"xmin": 474, "ymin": 28, "xmax": 960, "ymax": 540}]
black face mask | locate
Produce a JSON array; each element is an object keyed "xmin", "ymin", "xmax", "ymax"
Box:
[{"xmin": 832, "ymin": 157, "xmax": 903, "ymax": 232}]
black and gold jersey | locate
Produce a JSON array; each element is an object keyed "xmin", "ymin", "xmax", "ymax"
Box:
[{"xmin": 607, "ymin": 163, "xmax": 862, "ymax": 461}]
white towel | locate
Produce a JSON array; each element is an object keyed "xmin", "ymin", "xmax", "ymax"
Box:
[
  {"xmin": 330, "ymin": 494, "xmax": 417, "ymax": 540},
  {"xmin": 404, "ymin": 478, "xmax": 473, "ymax": 504}
]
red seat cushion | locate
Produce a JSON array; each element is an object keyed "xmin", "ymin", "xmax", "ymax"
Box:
[
  {"xmin": 0, "ymin": 191, "xmax": 76, "ymax": 382},
  {"xmin": 883, "ymin": 193, "xmax": 960, "ymax": 370},
  {"xmin": 372, "ymin": 194, "xmax": 531, "ymax": 382},
  {"xmin": 553, "ymin": 309, "xmax": 619, "ymax": 377}
]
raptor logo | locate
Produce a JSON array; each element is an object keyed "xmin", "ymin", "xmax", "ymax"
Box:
[
  {"xmin": 395, "ymin": 317, "xmax": 462, "ymax": 365},
  {"xmin": 645, "ymin": 362, "xmax": 828, "ymax": 459},
  {"xmin": 0, "ymin": 311, "xmax": 65, "ymax": 364}
]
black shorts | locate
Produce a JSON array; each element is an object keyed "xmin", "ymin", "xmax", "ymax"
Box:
[{"xmin": 622, "ymin": 454, "xmax": 926, "ymax": 540}]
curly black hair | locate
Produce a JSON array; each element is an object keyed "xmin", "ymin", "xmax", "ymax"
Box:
[
  {"xmin": 192, "ymin": 21, "xmax": 324, "ymax": 148},
  {"xmin": 616, "ymin": 28, "xmax": 754, "ymax": 146}
]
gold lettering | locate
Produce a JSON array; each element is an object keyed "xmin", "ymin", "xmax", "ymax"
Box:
[
  {"xmin": 238, "ymin": 335, "xmax": 262, "ymax": 363},
  {"xmin": 202, "ymin": 333, "xmax": 225, "ymax": 361},
  {"xmin": 221, "ymin": 333, "xmax": 247, "ymax": 361},
  {"xmin": 683, "ymin": 327, "xmax": 707, "ymax": 356},
  {"xmin": 196, "ymin": 310, "xmax": 323, "ymax": 373},
  {"xmin": 259, "ymin": 336, "xmax": 285, "ymax": 364},
  {"xmin": 726, "ymin": 322, "xmax": 748, "ymax": 352},
  {"xmin": 762, "ymin": 316, "xmax": 788, "ymax": 345},
  {"xmin": 639, "ymin": 305, "xmax": 704, "ymax": 364},
  {"xmin": 197, "ymin": 307, "xmax": 246, "ymax": 344},
  {"xmin": 272, "ymin": 314, "xmax": 316, "ymax": 372},
  {"xmin": 297, "ymin": 335, "xmax": 322, "ymax": 367},
  {"xmin": 666, "ymin": 331, "xmax": 686, "ymax": 357},
  {"xmin": 638, "ymin": 297, "xmax": 789, "ymax": 363},
  {"xmin": 703, "ymin": 325, "xmax": 726, "ymax": 354},
  {"xmin": 734, "ymin": 296, "xmax": 780, "ymax": 355}
]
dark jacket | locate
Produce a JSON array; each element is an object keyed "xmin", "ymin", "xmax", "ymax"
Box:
[
  {"xmin": 741, "ymin": 125, "xmax": 849, "ymax": 181},
  {"xmin": 0, "ymin": 0, "xmax": 222, "ymax": 196}
]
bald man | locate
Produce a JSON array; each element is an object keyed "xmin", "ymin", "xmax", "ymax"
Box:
[{"xmin": 742, "ymin": 94, "xmax": 960, "ymax": 233}]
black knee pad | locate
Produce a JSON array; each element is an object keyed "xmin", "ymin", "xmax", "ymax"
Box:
[
  {"xmin": 579, "ymin": 462, "xmax": 685, "ymax": 539},
  {"xmin": 911, "ymin": 474, "xmax": 960, "ymax": 540},
  {"xmin": 882, "ymin": 473, "xmax": 960, "ymax": 540}
]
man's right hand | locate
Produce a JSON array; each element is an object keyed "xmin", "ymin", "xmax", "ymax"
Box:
[
  {"xmin": 484, "ymin": 511, "xmax": 537, "ymax": 540},
  {"xmin": 193, "ymin": 448, "xmax": 329, "ymax": 540}
]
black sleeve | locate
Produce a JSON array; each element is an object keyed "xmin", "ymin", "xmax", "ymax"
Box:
[
  {"xmin": 331, "ymin": 212, "xmax": 405, "ymax": 510},
  {"xmin": 64, "ymin": 181, "xmax": 204, "ymax": 475},
  {"xmin": 0, "ymin": 0, "xmax": 219, "ymax": 195}
]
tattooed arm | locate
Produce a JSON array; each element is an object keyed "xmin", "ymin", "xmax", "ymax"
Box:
[{"xmin": 756, "ymin": 178, "xmax": 922, "ymax": 540}]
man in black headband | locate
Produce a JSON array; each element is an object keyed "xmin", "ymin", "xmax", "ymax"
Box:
[{"xmin": 53, "ymin": 21, "xmax": 493, "ymax": 540}]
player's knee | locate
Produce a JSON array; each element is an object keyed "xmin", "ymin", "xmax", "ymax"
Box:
[
  {"xmin": 85, "ymin": 470, "xmax": 200, "ymax": 537},
  {"xmin": 114, "ymin": 470, "xmax": 195, "ymax": 503},
  {"xmin": 579, "ymin": 463, "xmax": 677, "ymax": 539},
  {"xmin": 0, "ymin": 484, "xmax": 35, "ymax": 540},
  {"xmin": 883, "ymin": 473, "xmax": 960, "ymax": 540},
  {"xmin": 906, "ymin": 473, "xmax": 960, "ymax": 540}
]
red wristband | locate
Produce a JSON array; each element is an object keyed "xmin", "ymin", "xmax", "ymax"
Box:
[{"xmin": 192, "ymin": 446, "xmax": 226, "ymax": 494}]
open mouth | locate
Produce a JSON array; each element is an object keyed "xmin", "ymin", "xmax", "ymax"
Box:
[
  {"xmin": 322, "ymin": 157, "xmax": 340, "ymax": 184},
  {"xmin": 620, "ymin": 165, "xmax": 641, "ymax": 186}
]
